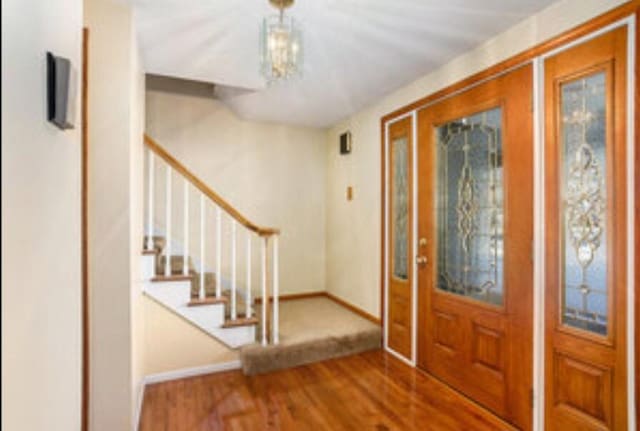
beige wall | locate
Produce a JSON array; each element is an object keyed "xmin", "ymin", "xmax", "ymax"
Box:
[
  {"xmin": 143, "ymin": 297, "xmax": 237, "ymax": 375},
  {"xmin": 325, "ymin": 0, "xmax": 628, "ymax": 317},
  {"xmin": 1, "ymin": 0, "xmax": 83, "ymax": 429},
  {"xmin": 85, "ymin": 0, "xmax": 145, "ymax": 429},
  {"xmin": 146, "ymin": 89, "xmax": 327, "ymax": 296}
]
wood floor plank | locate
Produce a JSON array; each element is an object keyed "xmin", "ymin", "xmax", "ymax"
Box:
[{"xmin": 140, "ymin": 350, "xmax": 516, "ymax": 431}]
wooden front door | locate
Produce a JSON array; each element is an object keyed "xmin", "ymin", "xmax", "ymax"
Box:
[
  {"xmin": 387, "ymin": 117, "xmax": 414, "ymax": 360},
  {"xmin": 417, "ymin": 65, "xmax": 534, "ymax": 430},
  {"xmin": 544, "ymin": 27, "xmax": 628, "ymax": 431}
]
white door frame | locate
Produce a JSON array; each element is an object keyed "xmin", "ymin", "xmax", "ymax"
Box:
[{"xmin": 383, "ymin": 111, "xmax": 418, "ymax": 367}]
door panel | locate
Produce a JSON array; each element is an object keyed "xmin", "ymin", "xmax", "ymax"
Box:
[
  {"xmin": 418, "ymin": 65, "xmax": 533, "ymax": 430},
  {"xmin": 544, "ymin": 27, "xmax": 628, "ymax": 431},
  {"xmin": 387, "ymin": 117, "xmax": 413, "ymax": 359}
]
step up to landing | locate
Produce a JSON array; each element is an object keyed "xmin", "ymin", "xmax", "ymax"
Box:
[
  {"xmin": 240, "ymin": 329, "xmax": 380, "ymax": 375},
  {"xmin": 239, "ymin": 297, "xmax": 381, "ymax": 375}
]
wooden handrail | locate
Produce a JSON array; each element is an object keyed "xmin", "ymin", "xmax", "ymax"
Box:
[{"xmin": 144, "ymin": 134, "xmax": 280, "ymax": 237}]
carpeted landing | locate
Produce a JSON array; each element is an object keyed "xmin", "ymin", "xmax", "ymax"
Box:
[{"xmin": 240, "ymin": 297, "xmax": 381, "ymax": 375}]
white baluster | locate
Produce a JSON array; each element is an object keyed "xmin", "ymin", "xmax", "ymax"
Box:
[
  {"xmin": 272, "ymin": 235, "xmax": 279, "ymax": 345},
  {"xmin": 245, "ymin": 232, "xmax": 252, "ymax": 319},
  {"xmin": 165, "ymin": 165, "xmax": 172, "ymax": 277},
  {"xmin": 183, "ymin": 179, "xmax": 189, "ymax": 276},
  {"xmin": 199, "ymin": 195, "xmax": 205, "ymax": 300},
  {"xmin": 216, "ymin": 207, "xmax": 222, "ymax": 299},
  {"xmin": 146, "ymin": 151, "xmax": 154, "ymax": 251},
  {"xmin": 231, "ymin": 220, "xmax": 237, "ymax": 321},
  {"xmin": 261, "ymin": 236, "xmax": 268, "ymax": 346}
]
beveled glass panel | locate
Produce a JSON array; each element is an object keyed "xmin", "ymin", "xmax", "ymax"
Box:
[
  {"xmin": 435, "ymin": 108, "xmax": 504, "ymax": 306},
  {"xmin": 392, "ymin": 137, "xmax": 409, "ymax": 280},
  {"xmin": 560, "ymin": 72, "xmax": 608, "ymax": 336}
]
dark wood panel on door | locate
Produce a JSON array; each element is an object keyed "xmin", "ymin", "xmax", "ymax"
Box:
[
  {"xmin": 417, "ymin": 64, "xmax": 534, "ymax": 431},
  {"xmin": 387, "ymin": 116, "xmax": 413, "ymax": 360},
  {"xmin": 544, "ymin": 26, "xmax": 628, "ymax": 431}
]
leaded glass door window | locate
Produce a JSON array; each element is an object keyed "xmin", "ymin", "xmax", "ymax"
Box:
[
  {"xmin": 392, "ymin": 136, "xmax": 409, "ymax": 280},
  {"xmin": 560, "ymin": 73, "xmax": 608, "ymax": 336},
  {"xmin": 435, "ymin": 107, "xmax": 504, "ymax": 306}
]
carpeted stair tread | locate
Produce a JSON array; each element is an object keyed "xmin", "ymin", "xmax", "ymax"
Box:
[
  {"xmin": 222, "ymin": 316, "xmax": 259, "ymax": 328},
  {"xmin": 221, "ymin": 289, "xmax": 251, "ymax": 319},
  {"xmin": 143, "ymin": 235, "xmax": 166, "ymax": 254},
  {"xmin": 157, "ymin": 255, "xmax": 195, "ymax": 276},
  {"xmin": 187, "ymin": 296, "xmax": 228, "ymax": 307},
  {"xmin": 143, "ymin": 236, "xmax": 218, "ymax": 299},
  {"xmin": 189, "ymin": 272, "xmax": 217, "ymax": 298},
  {"xmin": 151, "ymin": 274, "xmax": 193, "ymax": 282},
  {"xmin": 239, "ymin": 327, "xmax": 381, "ymax": 375}
]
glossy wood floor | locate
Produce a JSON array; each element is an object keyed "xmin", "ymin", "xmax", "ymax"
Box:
[{"xmin": 140, "ymin": 350, "xmax": 516, "ymax": 431}]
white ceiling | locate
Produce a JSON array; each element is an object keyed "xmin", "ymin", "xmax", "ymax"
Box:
[{"xmin": 133, "ymin": 0, "xmax": 557, "ymax": 128}]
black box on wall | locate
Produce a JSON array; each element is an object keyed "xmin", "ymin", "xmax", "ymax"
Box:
[
  {"xmin": 47, "ymin": 52, "xmax": 76, "ymax": 130},
  {"xmin": 340, "ymin": 131, "xmax": 352, "ymax": 155}
]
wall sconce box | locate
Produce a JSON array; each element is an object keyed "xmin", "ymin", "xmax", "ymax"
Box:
[
  {"xmin": 339, "ymin": 131, "xmax": 351, "ymax": 155},
  {"xmin": 47, "ymin": 52, "xmax": 77, "ymax": 130}
]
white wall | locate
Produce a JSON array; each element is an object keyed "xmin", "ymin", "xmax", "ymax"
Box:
[
  {"xmin": 85, "ymin": 0, "xmax": 145, "ymax": 429},
  {"xmin": 325, "ymin": 0, "xmax": 628, "ymax": 317},
  {"xmin": 146, "ymin": 89, "xmax": 327, "ymax": 296},
  {"xmin": 1, "ymin": 0, "xmax": 83, "ymax": 430}
]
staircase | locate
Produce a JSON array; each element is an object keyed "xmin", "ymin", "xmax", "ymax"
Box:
[{"xmin": 142, "ymin": 135, "xmax": 280, "ymax": 350}]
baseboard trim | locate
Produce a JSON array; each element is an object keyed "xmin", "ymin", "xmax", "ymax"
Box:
[
  {"xmin": 325, "ymin": 293, "xmax": 381, "ymax": 325},
  {"xmin": 144, "ymin": 360, "xmax": 242, "ymax": 385}
]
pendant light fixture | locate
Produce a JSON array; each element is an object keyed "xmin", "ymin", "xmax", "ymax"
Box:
[{"xmin": 260, "ymin": 0, "xmax": 303, "ymax": 84}]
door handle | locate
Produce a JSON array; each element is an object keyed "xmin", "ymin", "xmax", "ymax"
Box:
[{"xmin": 416, "ymin": 256, "xmax": 428, "ymax": 266}]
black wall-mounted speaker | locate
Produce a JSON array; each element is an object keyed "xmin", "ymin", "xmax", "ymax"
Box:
[
  {"xmin": 340, "ymin": 131, "xmax": 351, "ymax": 155},
  {"xmin": 47, "ymin": 52, "xmax": 76, "ymax": 130}
]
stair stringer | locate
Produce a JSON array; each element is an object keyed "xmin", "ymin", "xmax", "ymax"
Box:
[{"xmin": 142, "ymin": 255, "xmax": 256, "ymax": 349}]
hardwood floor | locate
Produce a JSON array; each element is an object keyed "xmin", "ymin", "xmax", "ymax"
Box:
[{"xmin": 140, "ymin": 350, "xmax": 515, "ymax": 431}]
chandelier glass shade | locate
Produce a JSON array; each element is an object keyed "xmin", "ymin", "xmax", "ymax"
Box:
[{"xmin": 260, "ymin": 1, "xmax": 303, "ymax": 84}]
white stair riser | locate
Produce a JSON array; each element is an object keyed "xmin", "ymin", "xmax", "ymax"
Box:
[
  {"xmin": 141, "ymin": 255, "xmax": 156, "ymax": 280},
  {"xmin": 144, "ymin": 281, "xmax": 224, "ymax": 328},
  {"xmin": 183, "ymin": 303, "xmax": 225, "ymax": 329},
  {"xmin": 145, "ymin": 280, "xmax": 192, "ymax": 305}
]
